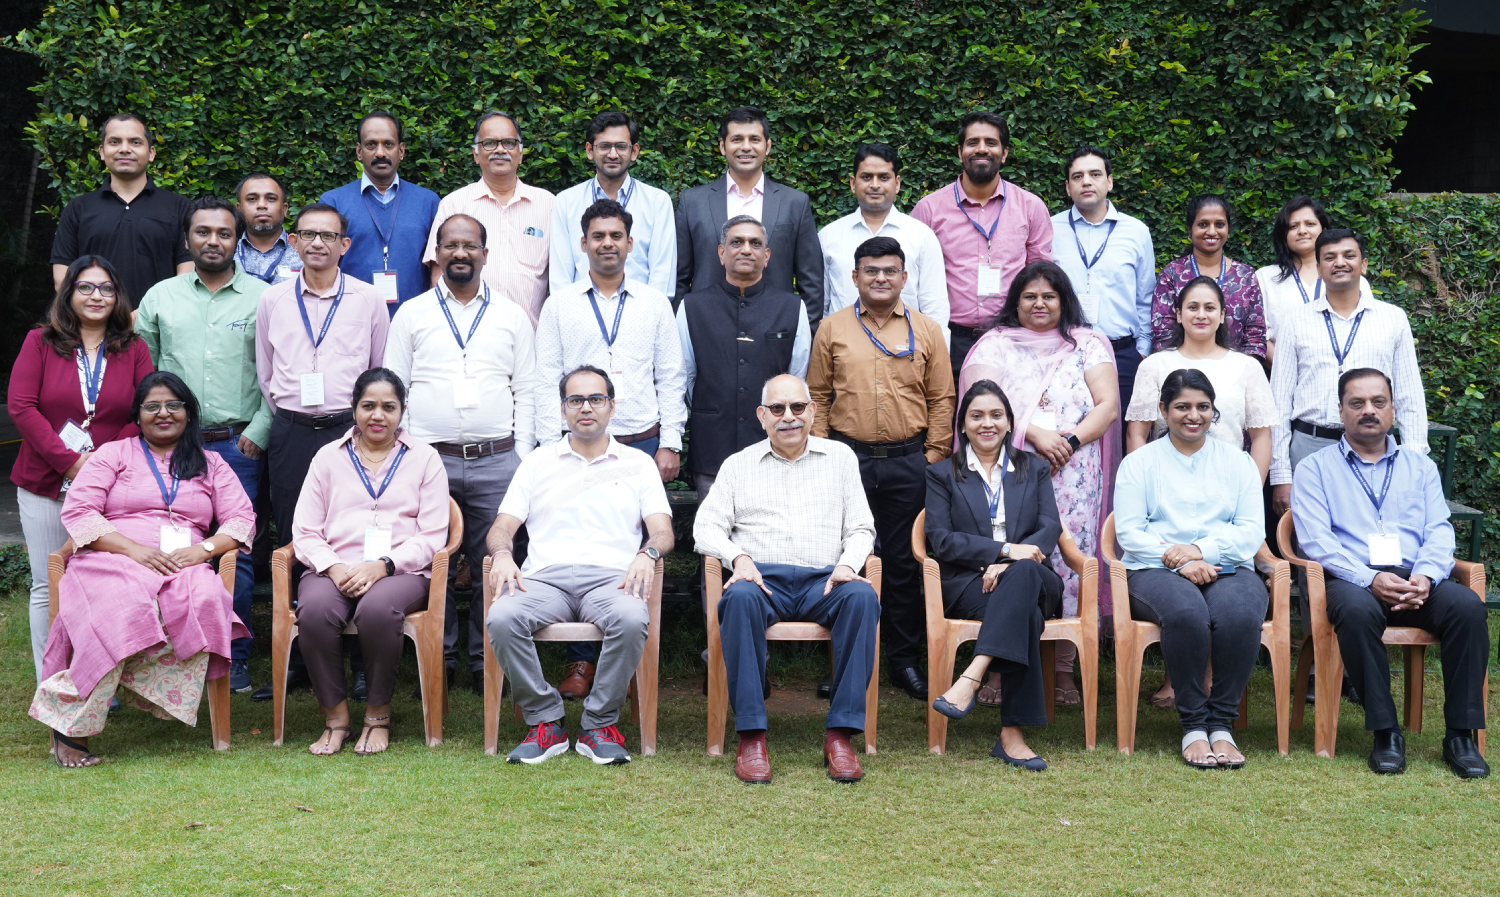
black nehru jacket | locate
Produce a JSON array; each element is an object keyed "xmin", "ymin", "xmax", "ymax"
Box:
[
  {"xmin": 683, "ymin": 277, "xmax": 803, "ymax": 477},
  {"xmin": 50, "ymin": 177, "xmax": 192, "ymax": 307}
]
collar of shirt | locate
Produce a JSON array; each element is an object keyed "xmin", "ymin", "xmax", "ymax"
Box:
[
  {"xmin": 587, "ymin": 277, "xmax": 629, "ymax": 304},
  {"xmin": 466, "ymin": 178, "xmax": 539, "ymax": 209},
  {"xmin": 858, "ymin": 297, "xmax": 909, "ymax": 323},
  {"xmin": 592, "ymin": 174, "xmax": 634, "ymax": 199},
  {"xmin": 954, "ymin": 175, "xmax": 1004, "ymax": 206},
  {"xmin": 847, "ymin": 206, "xmax": 913, "ymax": 237},
  {"xmin": 360, "ymin": 171, "xmax": 402, "ymax": 197},
  {"xmin": 300, "ymin": 271, "xmax": 344, "ymax": 299},
  {"xmin": 757, "ymin": 438, "xmax": 827, "ymax": 466},
  {"xmin": 716, "ymin": 275, "xmax": 767, "ymax": 299},
  {"xmin": 964, "ymin": 445, "xmax": 1012, "ymax": 479},
  {"xmin": 238, "ymin": 230, "xmax": 289, "ymax": 255},
  {"xmin": 188, "ymin": 263, "xmax": 257, "ymax": 295},
  {"xmin": 1309, "ymin": 291, "xmax": 1375, "ymax": 320},
  {"xmin": 556, "ymin": 435, "xmax": 624, "ymax": 464},
  {"xmin": 337, "ymin": 426, "xmax": 421, "ymax": 452},
  {"xmin": 436, "ymin": 276, "xmax": 488, "ymax": 307},
  {"xmin": 1340, "ymin": 434, "xmax": 1399, "ymax": 464},
  {"xmin": 1068, "ymin": 201, "xmax": 1120, "ymax": 226},
  {"xmin": 100, "ymin": 175, "xmax": 157, "ymax": 200},
  {"xmin": 726, "ymin": 172, "xmax": 766, "ymax": 199}
]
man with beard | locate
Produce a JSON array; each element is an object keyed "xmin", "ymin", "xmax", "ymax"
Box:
[
  {"xmin": 912, "ymin": 111, "xmax": 1053, "ymax": 380},
  {"xmin": 135, "ymin": 196, "xmax": 272, "ymax": 692},
  {"xmin": 321, "ymin": 112, "xmax": 442, "ymax": 315},
  {"xmin": 426, "ymin": 111, "xmax": 554, "ymax": 326},
  {"xmin": 550, "ymin": 111, "xmax": 676, "ymax": 300},
  {"xmin": 385, "ymin": 213, "xmax": 538, "ymax": 693},
  {"xmin": 235, "ymin": 173, "xmax": 299, "ymax": 285}
]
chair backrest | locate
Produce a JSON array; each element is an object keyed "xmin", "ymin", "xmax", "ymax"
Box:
[
  {"xmin": 1275, "ymin": 510, "xmax": 1306, "ymax": 566},
  {"xmin": 911, "ymin": 510, "xmax": 929, "ymax": 563}
]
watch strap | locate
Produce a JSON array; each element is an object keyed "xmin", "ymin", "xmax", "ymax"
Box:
[{"xmin": 380, "ymin": 556, "xmax": 395, "ymax": 576}]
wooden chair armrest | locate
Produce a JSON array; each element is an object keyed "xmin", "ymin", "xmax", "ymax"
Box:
[
  {"xmin": 921, "ymin": 558, "xmax": 945, "ymax": 626},
  {"xmin": 46, "ymin": 540, "xmax": 76, "ymax": 625},
  {"xmin": 704, "ymin": 555, "xmax": 724, "ymax": 628},
  {"xmin": 1452, "ymin": 558, "xmax": 1486, "ymax": 597},
  {"xmin": 1256, "ymin": 543, "xmax": 1291, "ymax": 624},
  {"xmin": 271, "ymin": 545, "xmax": 295, "ymax": 616},
  {"xmin": 1058, "ymin": 529, "xmax": 1099, "ymax": 625},
  {"xmin": 216, "ymin": 551, "xmax": 237, "ymax": 593},
  {"xmin": 865, "ymin": 554, "xmax": 882, "ymax": 600}
]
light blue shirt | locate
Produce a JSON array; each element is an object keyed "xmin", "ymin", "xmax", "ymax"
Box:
[
  {"xmin": 359, "ymin": 171, "xmax": 402, "ymax": 205},
  {"xmin": 549, "ymin": 174, "xmax": 677, "ymax": 300},
  {"xmin": 1049, "ymin": 203, "xmax": 1156, "ymax": 356},
  {"xmin": 1291, "ymin": 435, "xmax": 1455, "ymax": 588},
  {"xmin": 1115, "ymin": 435, "xmax": 1264, "ymax": 570},
  {"xmin": 675, "ymin": 298, "xmax": 811, "ymax": 404}
]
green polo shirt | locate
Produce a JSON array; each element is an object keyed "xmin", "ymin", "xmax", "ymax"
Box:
[{"xmin": 136, "ymin": 263, "xmax": 273, "ymax": 449}]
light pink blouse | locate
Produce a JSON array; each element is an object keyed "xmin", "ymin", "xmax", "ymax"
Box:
[{"xmin": 292, "ymin": 427, "xmax": 450, "ymax": 576}]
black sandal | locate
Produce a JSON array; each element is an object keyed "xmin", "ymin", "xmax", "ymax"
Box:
[
  {"xmin": 354, "ymin": 715, "xmax": 391, "ymax": 756},
  {"xmin": 309, "ymin": 725, "xmax": 352, "ymax": 756},
  {"xmin": 51, "ymin": 730, "xmax": 100, "ymax": 768}
]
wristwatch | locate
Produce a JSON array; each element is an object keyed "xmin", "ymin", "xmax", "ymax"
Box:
[
  {"xmin": 1065, "ymin": 433, "xmax": 1082, "ymax": 451},
  {"xmin": 1000, "ymin": 543, "xmax": 1012, "ymax": 559},
  {"xmin": 639, "ymin": 546, "xmax": 661, "ymax": 561},
  {"xmin": 380, "ymin": 556, "xmax": 395, "ymax": 576},
  {"xmin": 199, "ymin": 539, "xmax": 216, "ymax": 554}
]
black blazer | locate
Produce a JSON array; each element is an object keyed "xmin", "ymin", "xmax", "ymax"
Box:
[
  {"xmin": 674, "ymin": 176, "xmax": 824, "ymax": 326},
  {"xmin": 924, "ymin": 452, "xmax": 1064, "ymax": 616}
]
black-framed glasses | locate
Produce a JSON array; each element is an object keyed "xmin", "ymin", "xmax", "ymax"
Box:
[
  {"xmin": 591, "ymin": 141, "xmax": 632, "ymax": 154},
  {"xmin": 294, "ymin": 230, "xmax": 343, "ymax": 244},
  {"xmin": 141, "ymin": 401, "xmax": 186, "ymax": 414},
  {"xmin": 564, "ymin": 394, "xmax": 611, "ymax": 409},
  {"xmin": 475, "ymin": 138, "xmax": 522, "ymax": 152},
  {"xmin": 859, "ymin": 266, "xmax": 903, "ymax": 278},
  {"xmin": 762, "ymin": 402, "xmax": 809, "ymax": 417},
  {"xmin": 73, "ymin": 281, "xmax": 117, "ymax": 297}
]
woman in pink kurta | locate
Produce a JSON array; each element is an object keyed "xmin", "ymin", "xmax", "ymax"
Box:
[
  {"xmin": 31, "ymin": 372, "xmax": 254, "ymax": 767},
  {"xmin": 293, "ymin": 367, "xmax": 450, "ymax": 756}
]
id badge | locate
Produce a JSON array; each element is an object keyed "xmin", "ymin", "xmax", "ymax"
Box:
[
  {"xmin": 453, "ymin": 377, "xmax": 481, "ymax": 409},
  {"xmin": 607, "ymin": 352, "xmax": 624, "ymax": 376},
  {"xmin": 276, "ymin": 261, "xmax": 301, "ymax": 284},
  {"xmin": 160, "ymin": 524, "xmax": 192, "ymax": 553},
  {"xmin": 59, "ymin": 419, "xmax": 94, "ymax": 453},
  {"xmin": 1076, "ymin": 292, "xmax": 1100, "ymax": 325},
  {"xmin": 1368, "ymin": 533, "xmax": 1402, "ymax": 567},
  {"xmin": 977, "ymin": 265, "xmax": 1003, "ymax": 296},
  {"xmin": 363, "ymin": 525, "xmax": 393, "ymax": 562},
  {"xmin": 300, "ymin": 372, "xmax": 325, "ymax": 407},
  {"xmin": 1032, "ymin": 410, "xmax": 1058, "ymax": 431},
  {"xmin": 374, "ymin": 270, "xmax": 400, "ymax": 305}
]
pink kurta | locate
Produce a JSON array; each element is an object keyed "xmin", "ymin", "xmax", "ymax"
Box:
[
  {"xmin": 43, "ymin": 438, "xmax": 255, "ymax": 696},
  {"xmin": 293, "ymin": 428, "xmax": 450, "ymax": 576}
]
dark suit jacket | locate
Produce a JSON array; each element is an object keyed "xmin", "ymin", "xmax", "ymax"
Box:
[
  {"xmin": 674, "ymin": 175, "xmax": 824, "ymax": 326},
  {"xmin": 924, "ymin": 452, "xmax": 1064, "ymax": 616}
]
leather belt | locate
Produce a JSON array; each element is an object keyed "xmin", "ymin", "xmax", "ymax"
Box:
[
  {"xmin": 200, "ymin": 422, "xmax": 249, "ymax": 442},
  {"xmin": 614, "ymin": 423, "xmax": 661, "ymax": 445},
  {"xmin": 276, "ymin": 407, "xmax": 354, "ymax": 430},
  {"xmin": 1109, "ymin": 335, "xmax": 1137, "ymax": 348},
  {"xmin": 432, "ymin": 437, "xmax": 515, "ymax": 460},
  {"xmin": 1291, "ymin": 419, "xmax": 1344, "ymax": 440},
  {"xmin": 948, "ymin": 322, "xmax": 984, "ymax": 341},
  {"xmin": 830, "ymin": 429, "xmax": 927, "ymax": 459}
]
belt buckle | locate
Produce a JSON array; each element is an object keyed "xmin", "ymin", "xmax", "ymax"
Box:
[
  {"xmin": 461, "ymin": 442, "xmax": 484, "ymax": 460},
  {"xmin": 871, "ymin": 445, "xmax": 889, "ymax": 459}
]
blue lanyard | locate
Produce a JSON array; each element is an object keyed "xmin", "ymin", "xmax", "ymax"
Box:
[
  {"xmin": 77, "ymin": 344, "xmax": 105, "ymax": 412},
  {"xmin": 591, "ymin": 176, "xmax": 635, "ymax": 209},
  {"xmin": 1069, "ymin": 212, "xmax": 1118, "ymax": 271},
  {"xmin": 978, "ymin": 448, "xmax": 1010, "ymax": 520},
  {"xmin": 588, "ymin": 287, "xmax": 627, "ymax": 348},
  {"xmin": 360, "ymin": 184, "xmax": 404, "ymax": 267},
  {"xmin": 138, "ymin": 437, "xmax": 180, "ymax": 512},
  {"xmin": 1293, "ymin": 275, "xmax": 1322, "ymax": 305},
  {"xmin": 1344, "ymin": 449, "xmax": 1396, "ymax": 527},
  {"xmin": 437, "ymin": 284, "xmax": 491, "ymax": 352},
  {"xmin": 346, "ymin": 441, "xmax": 409, "ymax": 507},
  {"xmin": 238, "ymin": 239, "xmax": 288, "ymax": 283},
  {"xmin": 952, "ymin": 181, "xmax": 1004, "ymax": 248},
  {"xmin": 294, "ymin": 274, "xmax": 346, "ymax": 351},
  {"xmin": 854, "ymin": 300, "xmax": 915, "ymax": 358},
  {"xmin": 1187, "ymin": 254, "xmax": 1228, "ymax": 288},
  {"xmin": 1321, "ymin": 309, "xmax": 1365, "ymax": 371}
]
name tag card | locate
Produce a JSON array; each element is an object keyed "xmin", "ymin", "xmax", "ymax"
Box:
[
  {"xmin": 374, "ymin": 270, "xmax": 400, "ymax": 305},
  {"xmin": 1368, "ymin": 533, "xmax": 1402, "ymax": 567},
  {"xmin": 977, "ymin": 265, "xmax": 1003, "ymax": 296},
  {"xmin": 300, "ymin": 372, "xmax": 325, "ymax": 407},
  {"xmin": 1077, "ymin": 292, "xmax": 1100, "ymax": 326},
  {"xmin": 1031, "ymin": 410, "xmax": 1058, "ymax": 431},
  {"xmin": 276, "ymin": 262, "xmax": 302, "ymax": 283},
  {"xmin": 453, "ymin": 377, "xmax": 481, "ymax": 409},
  {"xmin": 160, "ymin": 524, "xmax": 192, "ymax": 553},
  {"xmin": 59, "ymin": 419, "xmax": 94, "ymax": 453},
  {"xmin": 363, "ymin": 525, "xmax": 393, "ymax": 562}
]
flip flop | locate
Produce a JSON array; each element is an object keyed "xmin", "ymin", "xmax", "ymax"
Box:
[
  {"xmin": 1181, "ymin": 731, "xmax": 1219, "ymax": 770},
  {"xmin": 51, "ymin": 731, "xmax": 100, "ymax": 768},
  {"xmin": 1209, "ymin": 730, "xmax": 1246, "ymax": 769},
  {"xmin": 309, "ymin": 725, "xmax": 352, "ymax": 756},
  {"xmin": 1054, "ymin": 687, "xmax": 1081, "ymax": 706},
  {"xmin": 975, "ymin": 683, "xmax": 1003, "ymax": 707},
  {"xmin": 354, "ymin": 715, "xmax": 391, "ymax": 756}
]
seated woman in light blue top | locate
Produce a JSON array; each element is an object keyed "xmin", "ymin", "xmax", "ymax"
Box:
[{"xmin": 1114, "ymin": 369, "xmax": 1266, "ymax": 770}]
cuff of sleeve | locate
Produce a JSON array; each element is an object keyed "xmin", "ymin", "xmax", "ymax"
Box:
[
  {"xmin": 661, "ymin": 429, "xmax": 683, "ymax": 452},
  {"xmin": 66, "ymin": 513, "xmax": 116, "ymax": 548},
  {"xmin": 217, "ymin": 518, "xmax": 255, "ymax": 549},
  {"xmin": 1269, "ymin": 468, "xmax": 1291, "ymax": 486},
  {"xmin": 1411, "ymin": 563, "xmax": 1449, "ymax": 585},
  {"xmin": 835, "ymin": 551, "xmax": 866, "ymax": 574},
  {"xmin": 1195, "ymin": 541, "xmax": 1221, "ymax": 567},
  {"xmin": 305, "ymin": 546, "xmax": 342, "ymax": 575}
]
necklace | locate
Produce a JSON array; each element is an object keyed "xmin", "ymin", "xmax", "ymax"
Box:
[{"xmin": 356, "ymin": 436, "xmax": 394, "ymax": 466}]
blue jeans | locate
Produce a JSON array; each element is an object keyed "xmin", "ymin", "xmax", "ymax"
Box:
[{"xmin": 207, "ymin": 436, "xmax": 262, "ymax": 663}]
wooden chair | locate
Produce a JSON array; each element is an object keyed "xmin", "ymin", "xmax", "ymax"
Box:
[
  {"xmin": 480, "ymin": 554, "xmax": 663, "ymax": 756},
  {"xmin": 1102, "ymin": 513, "xmax": 1292, "ymax": 755},
  {"xmin": 269, "ymin": 497, "xmax": 462, "ymax": 747},
  {"xmin": 704, "ymin": 555, "xmax": 883, "ymax": 756},
  {"xmin": 47, "ymin": 541, "xmax": 238, "ymax": 751},
  {"xmin": 912, "ymin": 510, "xmax": 1100, "ymax": 754},
  {"xmin": 1278, "ymin": 510, "xmax": 1488, "ymax": 758}
]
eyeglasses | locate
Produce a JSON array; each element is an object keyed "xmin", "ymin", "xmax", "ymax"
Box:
[
  {"xmin": 141, "ymin": 401, "xmax": 186, "ymax": 414},
  {"xmin": 439, "ymin": 241, "xmax": 483, "ymax": 253},
  {"xmin": 859, "ymin": 266, "xmax": 903, "ymax": 278},
  {"xmin": 73, "ymin": 281, "xmax": 117, "ymax": 298},
  {"xmin": 762, "ymin": 402, "xmax": 809, "ymax": 417},
  {"xmin": 564, "ymin": 394, "xmax": 611, "ymax": 409},
  {"xmin": 294, "ymin": 230, "xmax": 344, "ymax": 244},
  {"xmin": 475, "ymin": 138, "xmax": 523, "ymax": 153},
  {"xmin": 591, "ymin": 141, "xmax": 632, "ymax": 154}
]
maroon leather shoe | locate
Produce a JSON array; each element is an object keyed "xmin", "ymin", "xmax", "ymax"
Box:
[
  {"xmin": 735, "ymin": 731, "xmax": 772, "ymax": 784},
  {"xmin": 823, "ymin": 730, "xmax": 864, "ymax": 783},
  {"xmin": 557, "ymin": 661, "xmax": 596, "ymax": 700}
]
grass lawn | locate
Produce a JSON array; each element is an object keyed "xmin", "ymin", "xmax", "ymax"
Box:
[{"xmin": 1, "ymin": 588, "xmax": 1497, "ymax": 896}]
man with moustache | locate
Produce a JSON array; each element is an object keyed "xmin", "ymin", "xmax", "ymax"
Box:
[
  {"xmin": 819, "ymin": 143, "xmax": 947, "ymax": 341},
  {"xmin": 426, "ymin": 111, "xmax": 554, "ymax": 326},
  {"xmin": 51, "ymin": 113, "xmax": 193, "ymax": 305},
  {"xmin": 912, "ymin": 111, "xmax": 1053, "ymax": 380},
  {"xmin": 675, "ymin": 106, "xmax": 823, "ymax": 326},
  {"xmin": 550, "ymin": 111, "xmax": 677, "ymax": 300},
  {"xmin": 235, "ymin": 173, "xmax": 299, "ymax": 285},
  {"xmin": 321, "ymin": 111, "xmax": 441, "ymax": 314},
  {"xmin": 386, "ymin": 213, "xmax": 538, "ymax": 692},
  {"xmin": 136, "ymin": 196, "xmax": 272, "ymax": 692}
]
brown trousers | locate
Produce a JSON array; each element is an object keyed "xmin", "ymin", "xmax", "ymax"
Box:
[{"xmin": 297, "ymin": 571, "xmax": 428, "ymax": 707}]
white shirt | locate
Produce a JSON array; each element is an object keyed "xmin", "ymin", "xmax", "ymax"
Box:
[
  {"xmin": 1127, "ymin": 349, "xmax": 1276, "ymax": 447},
  {"xmin": 383, "ymin": 279, "xmax": 538, "ymax": 450},
  {"xmin": 549, "ymin": 174, "xmax": 678, "ymax": 299},
  {"xmin": 818, "ymin": 207, "xmax": 950, "ymax": 344},
  {"xmin": 674, "ymin": 297, "xmax": 812, "ymax": 404},
  {"xmin": 1253, "ymin": 264, "xmax": 1375, "ymax": 345},
  {"xmin": 965, "ymin": 446, "xmax": 1010, "ymax": 541},
  {"xmin": 726, "ymin": 173, "xmax": 766, "ymax": 221},
  {"xmin": 534, "ymin": 277, "xmax": 687, "ymax": 450},
  {"xmin": 498, "ymin": 436, "xmax": 671, "ymax": 576},
  {"xmin": 1268, "ymin": 293, "xmax": 1427, "ymax": 485}
]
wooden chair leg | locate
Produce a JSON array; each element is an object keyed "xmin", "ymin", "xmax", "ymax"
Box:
[
  {"xmin": 415, "ymin": 625, "xmax": 444, "ymax": 747},
  {"xmin": 1291, "ymin": 634, "xmax": 1312, "ymax": 731},
  {"xmin": 207, "ymin": 675, "xmax": 231, "ymax": 750},
  {"xmin": 1404, "ymin": 644, "xmax": 1425, "ymax": 735},
  {"xmin": 1077, "ymin": 635, "xmax": 1099, "ymax": 751},
  {"xmin": 1270, "ymin": 633, "xmax": 1292, "ymax": 756},
  {"xmin": 628, "ymin": 675, "xmax": 641, "ymax": 725},
  {"xmin": 927, "ymin": 631, "xmax": 955, "ymax": 755},
  {"xmin": 271, "ymin": 627, "xmax": 293, "ymax": 747},
  {"xmin": 1114, "ymin": 634, "xmax": 1144, "ymax": 755},
  {"xmin": 1480, "ymin": 674, "xmax": 1489, "ymax": 756},
  {"xmin": 1312, "ymin": 631, "xmax": 1343, "ymax": 759},
  {"xmin": 1234, "ymin": 688, "xmax": 1249, "ymax": 730},
  {"xmin": 1040, "ymin": 640, "xmax": 1057, "ymax": 725},
  {"xmin": 705, "ymin": 621, "xmax": 729, "ymax": 757},
  {"xmin": 863, "ymin": 624, "xmax": 880, "ymax": 755}
]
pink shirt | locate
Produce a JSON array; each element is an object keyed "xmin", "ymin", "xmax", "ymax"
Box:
[
  {"xmin": 292, "ymin": 428, "xmax": 450, "ymax": 576},
  {"xmin": 255, "ymin": 271, "xmax": 389, "ymax": 414},
  {"xmin": 424, "ymin": 179, "xmax": 554, "ymax": 327},
  {"xmin": 726, "ymin": 172, "xmax": 766, "ymax": 221},
  {"xmin": 910, "ymin": 177, "xmax": 1053, "ymax": 329}
]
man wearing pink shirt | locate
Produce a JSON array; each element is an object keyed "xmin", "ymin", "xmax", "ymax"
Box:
[{"xmin": 911, "ymin": 111, "xmax": 1053, "ymax": 381}]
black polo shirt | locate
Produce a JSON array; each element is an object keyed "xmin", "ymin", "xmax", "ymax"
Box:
[{"xmin": 50, "ymin": 177, "xmax": 192, "ymax": 307}]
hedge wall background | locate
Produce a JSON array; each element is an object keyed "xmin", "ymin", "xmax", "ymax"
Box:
[{"xmin": 9, "ymin": 0, "xmax": 1500, "ymax": 569}]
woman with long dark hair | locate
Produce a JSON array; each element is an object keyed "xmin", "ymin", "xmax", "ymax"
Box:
[
  {"xmin": 1148, "ymin": 194, "xmax": 1266, "ymax": 359},
  {"xmin": 7, "ymin": 255, "xmax": 154, "ymax": 682},
  {"xmin": 29, "ymin": 372, "xmax": 254, "ymax": 767},
  {"xmin": 1252, "ymin": 195, "xmax": 1374, "ymax": 364}
]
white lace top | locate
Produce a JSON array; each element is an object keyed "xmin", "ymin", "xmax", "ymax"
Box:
[{"xmin": 1126, "ymin": 349, "xmax": 1276, "ymax": 447}]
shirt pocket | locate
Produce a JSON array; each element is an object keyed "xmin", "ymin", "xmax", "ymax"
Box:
[{"xmin": 1391, "ymin": 488, "xmax": 1427, "ymax": 532}]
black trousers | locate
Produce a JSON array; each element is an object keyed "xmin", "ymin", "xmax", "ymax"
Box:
[
  {"xmin": 1323, "ymin": 567, "xmax": 1489, "ymax": 731},
  {"xmin": 1112, "ymin": 338, "xmax": 1142, "ymax": 433},
  {"xmin": 947, "ymin": 559, "xmax": 1061, "ymax": 727},
  {"xmin": 949, "ymin": 323, "xmax": 980, "ymax": 384},
  {"xmin": 851, "ymin": 449, "xmax": 927, "ymax": 670}
]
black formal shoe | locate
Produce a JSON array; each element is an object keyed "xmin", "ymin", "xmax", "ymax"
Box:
[
  {"xmin": 1368, "ymin": 729, "xmax": 1406, "ymax": 775},
  {"xmin": 816, "ymin": 676, "xmax": 831, "ymax": 700},
  {"xmin": 350, "ymin": 670, "xmax": 368, "ymax": 702},
  {"xmin": 991, "ymin": 739, "xmax": 1047, "ymax": 771},
  {"xmin": 1443, "ymin": 732, "xmax": 1490, "ymax": 779},
  {"xmin": 252, "ymin": 669, "xmax": 311, "ymax": 702},
  {"xmin": 891, "ymin": 666, "xmax": 928, "ymax": 701},
  {"xmin": 471, "ymin": 670, "xmax": 484, "ymax": 697}
]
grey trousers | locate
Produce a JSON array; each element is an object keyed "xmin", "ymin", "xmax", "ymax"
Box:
[
  {"xmin": 442, "ymin": 448, "xmax": 521, "ymax": 672},
  {"xmin": 18, "ymin": 487, "xmax": 69, "ymax": 681},
  {"xmin": 486, "ymin": 564, "xmax": 649, "ymax": 730}
]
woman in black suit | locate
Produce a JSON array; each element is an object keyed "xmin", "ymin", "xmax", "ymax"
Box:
[{"xmin": 925, "ymin": 379, "xmax": 1064, "ymax": 770}]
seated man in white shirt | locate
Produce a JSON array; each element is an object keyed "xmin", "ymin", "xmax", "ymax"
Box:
[
  {"xmin": 694, "ymin": 373, "xmax": 879, "ymax": 785},
  {"xmin": 485, "ymin": 366, "xmax": 674, "ymax": 766}
]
